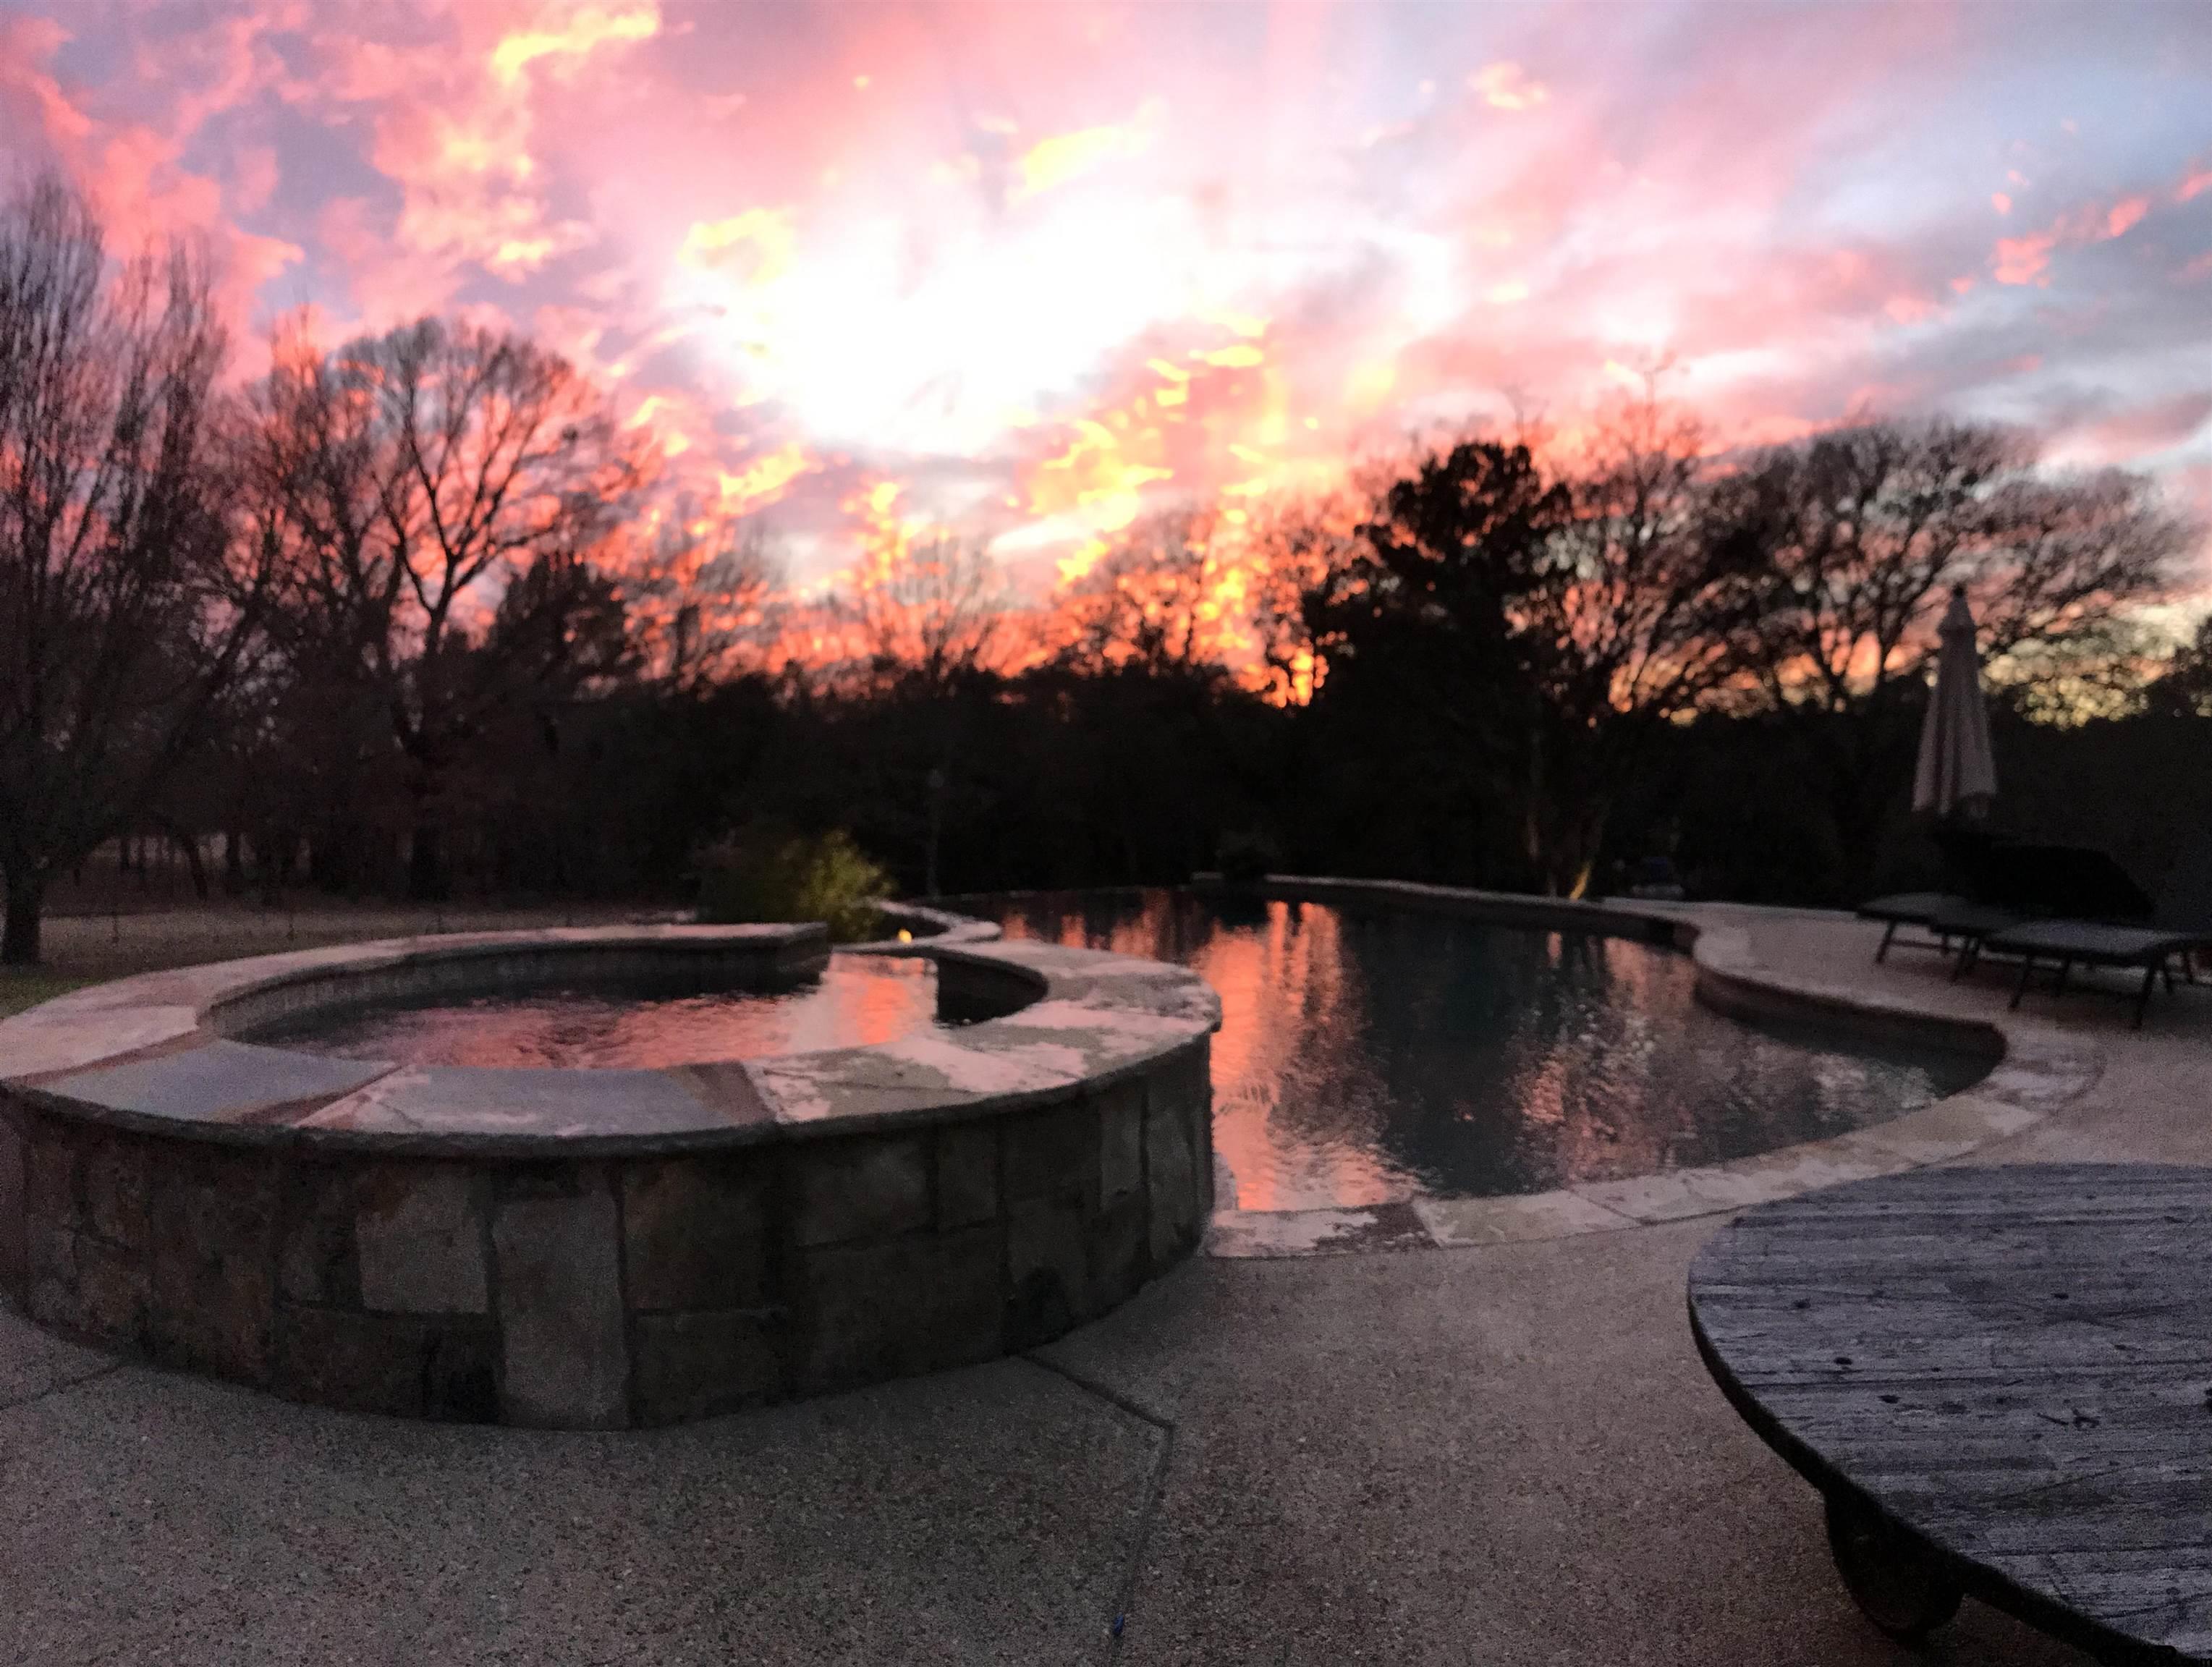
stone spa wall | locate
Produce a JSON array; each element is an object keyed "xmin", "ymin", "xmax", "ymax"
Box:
[{"xmin": 0, "ymin": 923, "xmax": 1220, "ymax": 1428}]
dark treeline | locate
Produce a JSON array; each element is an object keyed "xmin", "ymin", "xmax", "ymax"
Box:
[{"xmin": 4, "ymin": 180, "xmax": 2207, "ymax": 963}]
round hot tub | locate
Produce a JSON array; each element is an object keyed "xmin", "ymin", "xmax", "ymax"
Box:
[{"xmin": 0, "ymin": 917, "xmax": 1219, "ymax": 1428}]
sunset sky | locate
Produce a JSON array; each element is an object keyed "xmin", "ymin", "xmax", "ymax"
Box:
[{"xmin": 4, "ymin": 1, "xmax": 2209, "ymax": 594}]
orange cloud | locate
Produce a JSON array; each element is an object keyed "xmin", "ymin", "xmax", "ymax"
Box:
[
  {"xmin": 716, "ymin": 443, "xmax": 812, "ymax": 516},
  {"xmin": 1014, "ymin": 100, "xmax": 1162, "ymax": 199},
  {"xmin": 491, "ymin": 6, "xmax": 659, "ymax": 88},
  {"xmin": 1470, "ymin": 61, "xmax": 1549, "ymax": 112},
  {"xmin": 679, "ymin": 208, "xmax": 797, "ymax": 284},
  {"xmin": 291, "ymin": 1, "xmax": 662, "ymax": 304},
  {"xmin": 1197, "ymin": 343, "xmax": 1265, "ymax": 368}
]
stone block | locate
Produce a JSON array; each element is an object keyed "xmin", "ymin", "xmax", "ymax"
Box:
[
  {"xmin": 1145, "ymin": 1077, "xmax": 1202, "ymax": 1266},
  {"xmin": 1567, "ymin": 1170, "xmax": 1714, "ymax": 1225},
  {"xmin": 73, "ymin": 1234, "xmax": 150, "ymax": 1342},
  {"xmin": 49, "ymin": 1040, "xmax": 390, "ymax": 1124},
  {"xmin": 1150, "ymin": 1041, "xmax": 1212, "ymax": 1129},
  {"xmin": 81, "ymin": 1137, "xmax": 151, "ymax": 1250},
  {"xmin": 355, "ymin": 1167, "xmax": 487, "ymax": 1315},
  {"xmin": 308, "ymin": 1065, "xmax": 718, "ymax": 1140},
  {"xmin": 1089, "ymin": 1193, "xmax": 1151, "ymax": 1309},
  {"xmin": 1205, "ymin": 1202, "xmax": 1435, "ymax": 1259},
  {"xmin": 791, "ymin": 1134, "xmax": 929, "ymax": 1247},
  {"xmin": 1153, "ymin": 1043, "xmax": 1216, "ymax": 1216},
  {"xmin": 272, "ymin": 1307, "xmax": 415, "ymax": 1416},
  {"xmin": 622, "ymin": 1157, "xmax": 769, "ymax": 1312},
  {"xmin": 272, "ymin": 1307, "xmax": 498, "ymax": 1422},
  {"xmin": 792, "ymin": 1224, "xmax": 1001, "ymax": 1396},
  {"xmin": 1003, "ymin": 1102, "xmax": 1097, "ymax": 1206},
  {"xmin": 418, "ymin": 1318, "xmax": 502, "ymax": 1421},
  {"xmin": 276, "ymin": 1165, "xmax": 356, "ymax": 1307},
  {"xmin": 148, "ymin": 1147, "xmax": 276, "ymax": 1383},
  {"xmin": 22, "ymin": 1129, "xmax": 77, "ymax": 1225},
  {"xmin": 936, "ymin": 1123, "xmax": 998, "ymax": 1230},
  {"xmin": 658, "ymin": 1062, "xmax": 777, "ymax": 1134},
  {"xmin": 1096, "ymin": 1079, "xmax": 1143, "ymax": 1202},
  {"xmin": 24, "ymin": 1220, "xmax": 77, "ymax": 1331},
  {"xmin": 1412, "ymin": 1189, "xmax": 1631, "ymax": 1247},
  {"xmin": 1005, "ymin": 1197, "xmax": 1088, "ymax": 1349},
  {"xmin": 631, "ymin": 1309, "xmax": 781, "ymax": 1425},
  {"xmin": 0, "ymin": 1113, "xmax": 23, "ymax": 1298},
  {"xmin": 493, "ymin": 1189, "xmax": 630, "ymax": 1429}
]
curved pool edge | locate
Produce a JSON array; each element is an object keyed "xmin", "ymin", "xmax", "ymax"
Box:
[
  {"xmin": 0, "ymin": 917, "xmax": 1222, "ymax": 1428},
  {"xmin": 1197, "ymin": 876, "xmax": 2101, "ymax": 1261}
]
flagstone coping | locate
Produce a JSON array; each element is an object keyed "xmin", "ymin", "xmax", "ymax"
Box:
[
  {"xmin": 1200, "ymin": 878, "xmax": 2098, "ymax": 1260},
  {"xmin": 0, "ymin": 922, "xmax": 1222, "ymax": 1155}
]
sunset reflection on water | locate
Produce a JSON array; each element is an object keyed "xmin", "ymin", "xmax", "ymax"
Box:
[
  {"xmin": 978, "ymin": 889, "xmax": 1988, "ymax": 1212},
  {"xmin": 276, "ymin": 954, "xmax": 944, "ymax": 1068}
]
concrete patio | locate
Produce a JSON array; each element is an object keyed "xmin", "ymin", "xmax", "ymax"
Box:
[{"xmin": 4, "ymin": 904, "xmax": 2205, "ymax": 1665}]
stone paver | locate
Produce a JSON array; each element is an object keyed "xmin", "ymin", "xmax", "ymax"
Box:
[{"xmin": 5, "ymin": 904, "xmax": 2206, "ymax": 1662}]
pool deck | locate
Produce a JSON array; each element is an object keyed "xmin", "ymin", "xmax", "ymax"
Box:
[{"xmin": 4, "ymin": 902, "xmax": 2206, "ymax": 1664}]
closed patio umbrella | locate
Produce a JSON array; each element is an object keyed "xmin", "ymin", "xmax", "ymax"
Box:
[{"xmin": 1912, "ymin": 586, "xmax": 1998, "ymax": 819}]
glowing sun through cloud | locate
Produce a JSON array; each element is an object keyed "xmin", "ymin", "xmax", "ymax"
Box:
[{"xmin": 0, "ymin": 0, "xmax": 2205, "ymax": 610}]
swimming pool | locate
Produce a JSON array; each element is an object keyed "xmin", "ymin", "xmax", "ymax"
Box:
[{"xmin": 969, "ymin": 889, "xmax": 1990, "ymax": 1211}]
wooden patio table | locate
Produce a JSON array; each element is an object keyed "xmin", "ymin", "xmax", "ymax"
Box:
[{"xmin": 1690, "ymin": 1164, "xmax": 2212, "ymax": 1663}]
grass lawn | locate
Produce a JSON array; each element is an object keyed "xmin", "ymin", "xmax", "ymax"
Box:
[{"xmin": 0, "ymin": 970, "xmax": 97, "ymax": 1017}]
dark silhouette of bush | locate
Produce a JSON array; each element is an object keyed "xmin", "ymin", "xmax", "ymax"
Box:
[{"xmin": 694, "ymin": 826, "xmax": 891, "ymax": 942}]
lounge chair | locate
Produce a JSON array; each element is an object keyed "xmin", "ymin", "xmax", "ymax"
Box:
[
  {"xmin": 1928, "ymin": 901, "xmax": 2026, "ymax": 979},
  {"xmin": 1984, "ymin": 849, "xmax": 2212, "ymax": 1027},
  {"xmin": 1857, "ymin": 891, "xmax": 1971, "ymax": 962},
  {"xmin": 1941, "ymin": 842, "xmax": 2156, "ymax": 977},
  {"xmin": 1857, "ymin": 826, "xmax": 2018, "ymax": 964}
]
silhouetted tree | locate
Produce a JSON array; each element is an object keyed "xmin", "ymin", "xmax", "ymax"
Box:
[
  {"xmin": 0, "ymin": 179, "xmax": 271, "ymax": 962},
  {"xmin": 249, "ymin": 315, "xmax": 646, "ymax": 896},
  {"xmin": 1302, "ymin": 439, "xmax": 1568, "ymax": 886},
  {"xmin": 831, "ymin": 535, "xmax": 1010, "ymax": 691},
  {"xmin": 1240, "ymin": 491, "xmax": 1365, "ymax": 705},
  {"xmin": 2148, "ymin": 616, "xmax": 2212, "ymax": 721},
  {"xmin": 1705, "ymin": 418, "xmax": 2185, "ymax": 891},
  {"xmin": 1053, "ymin": 509, "xmax": 1237, "ymax": 677},
  {"xmin": 627, "ymin": 513, "xmax": 782, "ymax": 692}
]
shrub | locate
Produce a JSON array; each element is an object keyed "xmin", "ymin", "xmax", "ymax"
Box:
[{"xmin": 695, "ymin": 826, "xmax": 891, "ymax": 942}]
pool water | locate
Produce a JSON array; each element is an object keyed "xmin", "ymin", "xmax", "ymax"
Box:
[
  {"xmin": 265, "ymin": 954, "xmax": 957, "ymax": 1069},
  {"xmin": 971, "ymin": 890, "xmax": 1991, "ymax": 1211}
]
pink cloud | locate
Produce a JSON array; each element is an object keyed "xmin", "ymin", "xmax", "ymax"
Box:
[
  {"xmin": 0, "ymin": 10, "xmax": 299, "ymax": 358},
  {"xmin": 2054, "ymin": 392, "xmax": 2212, "ymax": 465},
  {"xmin": 1991, "ymin": 190, "xmax": 2155, "ymax": 286},
  {"xmin": 3, "ymin": 1, "xmax": 2206, "ymax": 593},
  {"xmin": 229, "ymin": 143, "xmax": 278, "ymax": 214},
  {"xmin": 2104, "ymin": 195, "xmax": 2149, "ymax": 237},
  {"xmin": 1993, "ymin": 229, "xmax": 2058, "ymax": 286}
]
